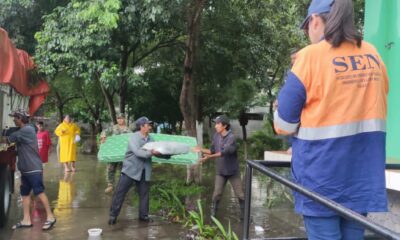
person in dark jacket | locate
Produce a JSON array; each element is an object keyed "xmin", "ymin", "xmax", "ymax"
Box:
[
  {"xmin": 1, "ymin": 110, "xmax": 56, "ymax": 230},
  {"xmin": 194, "ymin": 115, "xmax": 245, "ymax": 219}
]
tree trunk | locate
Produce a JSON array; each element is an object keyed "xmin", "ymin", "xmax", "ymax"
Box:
[
  {"xmin": 268, "ymin": 98, "xmax": 275, "ymax": 134},
  {"xmin": 179, "ymin": 0, "xmax": 206, "ymax": 137},
  {"xmin": 180, "ymin": 0, "xmax": 206, "ymax": 184},
  {"xmin": 57, "ymin": 107, "xmax": 64, "ymax": 123},
  {"xmin": 80, "ymin": 93, "xmax": 103, "ymax": 154},
  {"xmin": 54, "ymin": 90, "xmax": 64, "ymax": 122},
  {"xmin": 119, "ymin": 76, "xmax": 127, "ymax": 115},
  {"xmin": 97, "ymin": 77, "xmax": 117, "ymax": 124},
  {"xmin": 194, "ymin": 120, "xmax": 203, "ymax": 182},
  {"xmin": 88, "ymin": 122, "xmax": 98, "ymax": 154},
  {"xmin": 242, "ymin": 124, "xmax": 248, "ymax": 160},
  {"xmin": 119, "ymin": 47, "xmax": 129, "ymax": 115},
  {"xmin": 267, "ymin": 66, "xmax": 281, "ymax": 134},
  {"xmin": 207, "ymin": 116, "xmax": 213, "ymax": 143},
  {"xmin": 179, "ymin": 121, "xmax": 183, "ymax": 134},
  {"xmin": 53, "ymin": 90, "xmax": 81, "ymax": 122},
  {"xmin": 239, "ymin": 111, "xmax": 249, "ymax": 160}
]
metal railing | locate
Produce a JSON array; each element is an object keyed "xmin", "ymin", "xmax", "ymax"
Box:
[{"xmin": 242, "ymin": 160, "xmax": 400, "ymax": 240}]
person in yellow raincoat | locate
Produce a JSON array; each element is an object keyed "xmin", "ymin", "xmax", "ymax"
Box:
[{"xmin": 55, "ymin": 115, "xmax": 81, "ymax": 172}]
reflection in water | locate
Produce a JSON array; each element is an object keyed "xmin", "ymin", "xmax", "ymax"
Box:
[
  {"xmin": 54, "ymin": 172, "xmax": 75, "ymax": 218},
  {"xmin": 254, "ymin": 169, "xmax": 294, "ymax": 209}
]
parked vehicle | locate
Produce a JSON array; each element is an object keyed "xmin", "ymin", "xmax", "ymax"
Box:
[{"xmin": 0, "ymin": 27, "xmax": 49, "ymax": 227}]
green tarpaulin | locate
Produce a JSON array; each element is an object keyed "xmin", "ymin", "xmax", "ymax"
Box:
[
  {"xmin": 364, "ymin": 0, "xmax": 400, "ymax": 164},
  {"xmin": 97, "ymin": 133, "xmax": 199, "ymax": 165}
]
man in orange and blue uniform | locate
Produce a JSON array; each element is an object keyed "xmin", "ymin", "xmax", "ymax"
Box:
[{"xmin": 274, "ymin": 0, "xmax": 388, "ymax": 238}]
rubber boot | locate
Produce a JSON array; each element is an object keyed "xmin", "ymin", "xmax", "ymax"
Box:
[
  {"xmin": 239, "ymin": 199, "xmax": 245, "ymax": 221},
  {"xmin": 211, "ymin": 201, "xmax": 219, "ymax": 217},
  {"xmin": 108, "ymin": 215, "xmax": 117, "ymax": 225}
]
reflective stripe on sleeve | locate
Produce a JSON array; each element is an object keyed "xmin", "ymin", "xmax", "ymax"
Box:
[
  {"xmin": 297, "ymin": 119, "xmax": 386, "ymax": 140},
  {"xmin": 274, "ymin": 110, "xmax": 300, "ymax": 134}
]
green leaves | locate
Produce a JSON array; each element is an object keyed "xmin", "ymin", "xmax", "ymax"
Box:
[
  {"xmin": 187, "ymin": 199, "xmax": 218, "ymax": 238},
  {"xmin": 0, "ymin": 0, "xmax": 69, "ymax": 53},
  {"xmin": 2, "ymin": 0, "xmax": 33, "ymax": 7},
  {"xmin": 150, "ymin": 178, "xmax": 203, "ymax": 222},
  {"xmin": 212, "ymin": 217, "xmax": 239, "ymax": 240},
  {"xmin": 31, "ymin": 0, "xmax": 366, "ymax": 136},
  {"xmin": 35, "ymin": 0, "xmax": 185, "ymax": 123},
  {"xmin": 75, "ymin": 0, "xmax": 121, "ymax": 30},
  {"xmin": 186, "ymin": 200, "xmax": 240, "ymax": 239}
]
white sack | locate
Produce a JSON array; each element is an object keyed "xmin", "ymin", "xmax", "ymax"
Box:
[
  {"xmin": 74, "ymin": 135, "xmax": 81, "ymax": 143},
  {"xmin": 142, "ymin": 141, "xmax": 190, "ymax": 155}
]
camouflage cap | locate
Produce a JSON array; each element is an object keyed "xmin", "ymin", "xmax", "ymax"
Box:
[{"xmin": 117, "ymin": 113, "xmax": 125, "ymax": 119}]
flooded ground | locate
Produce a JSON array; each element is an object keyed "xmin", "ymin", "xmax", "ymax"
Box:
[{"xmin": 0, "ymin": 148, "xmax": 399, "ymax": 239}]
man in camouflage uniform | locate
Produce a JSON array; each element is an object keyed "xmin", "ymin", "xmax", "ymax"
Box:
[{"xmin": 100, "ymin": 113, "xmax": 132, "ymax": 193}]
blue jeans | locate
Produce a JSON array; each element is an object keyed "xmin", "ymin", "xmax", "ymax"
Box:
[{"xmin": 303, "ymin": 214, "xmax": 367, "ymax": 240}]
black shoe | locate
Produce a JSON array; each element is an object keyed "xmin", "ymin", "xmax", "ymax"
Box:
[
  {"xmin": 139, "ymin": 216, "xmax": 153, "ymax": 222},
  {"xmin": 108, "ymin": 216, "xmax": 117, "ymax": 225}
]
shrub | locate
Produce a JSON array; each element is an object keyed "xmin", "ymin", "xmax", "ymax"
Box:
[{"xmin": 247, "ymin": 130, "xmax": 284, "ymax": 160}]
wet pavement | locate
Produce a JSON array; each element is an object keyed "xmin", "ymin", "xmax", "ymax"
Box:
[
  {"xmin": 0, "ymin": 151, "xmax": 186, "ymax": 240},
  {"xmin": 0, "ymin": 148, "xmax": 399, "ymax": 239},
  {"xmin": 0, "ymin": 148, "xmax": 306, "ymax": 240}
]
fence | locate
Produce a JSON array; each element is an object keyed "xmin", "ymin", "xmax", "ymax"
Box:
[{"xmin": 242, "ymin": 160, "xmax": 400, "ymax": 240}]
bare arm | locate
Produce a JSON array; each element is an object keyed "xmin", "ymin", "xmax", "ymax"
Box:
[
  {"xmin": 198, "ymin": 152, "xmax": 221, "ymax": 164},
  {"xmin": 193, "ymin": 145, "xmax": 222, "ymax": 164},
  {"xmin": 193, "ymin": 146, "xmax": 211, "ymax": 155}
]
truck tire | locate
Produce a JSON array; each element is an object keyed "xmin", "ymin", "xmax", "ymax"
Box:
[{"xmin": 0, "ymin": 165, "xmax": 11, "ymax": 228}]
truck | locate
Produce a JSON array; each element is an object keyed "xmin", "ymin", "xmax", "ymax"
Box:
[{"xmin": 0, "ymin": 27, "xmax": 49, "ymax": 227}]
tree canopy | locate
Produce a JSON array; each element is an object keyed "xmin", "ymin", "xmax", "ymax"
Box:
[{"xmin": 1, "ymin": 0, "xmax": 366, "ymax": 137}]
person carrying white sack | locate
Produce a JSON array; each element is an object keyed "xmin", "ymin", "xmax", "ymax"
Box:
[{"xmin": 109, "ymin": 116, "xmax": 161, "ymax": 224}]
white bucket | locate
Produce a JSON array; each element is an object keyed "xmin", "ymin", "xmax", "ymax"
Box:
[{"xmin": 88, "ymin": 228, "xmax": 102, "ymax": 237}]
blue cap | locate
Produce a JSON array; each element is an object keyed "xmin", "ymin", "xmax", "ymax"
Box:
[
  {"xmin": 135, "ymin": 116, "xmax": 153, "ymax": 129},
  {"xmin": 300, "ymin": 0, "xmax": 334, "ymax": 29}
]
